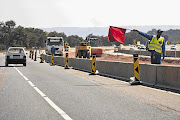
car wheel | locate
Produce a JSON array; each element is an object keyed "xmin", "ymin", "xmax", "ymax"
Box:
[{"xmin": 23, "ymin": 63, "xmax": 26, "ymax": 66}]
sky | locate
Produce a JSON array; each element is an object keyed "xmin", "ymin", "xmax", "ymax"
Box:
[{"xmin": 0, "ymin": 0, "xmax": 180, "ymax": 28}]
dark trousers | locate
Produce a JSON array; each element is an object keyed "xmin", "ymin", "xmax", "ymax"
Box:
[{"xmin": 150, "ymin": 51, "xmax": 161, "ymax": 64}]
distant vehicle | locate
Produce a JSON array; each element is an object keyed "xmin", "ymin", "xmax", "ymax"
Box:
[
  {"xmin": 170, "ymin": 45, "xmax": 176, "ymax": 50},
  {"xmin": 138, "ymin": 44, "xmax": 146, "ymax": 49},
  {"xmin": 5, "ymin": 47, "xmax": 26, "ymax": 66},
  {"xmin": 45, "ymin": 37, "xmax": 64, "ymax": 55},
  {"xmin": 75, "ymin": 37, "xmax": 102, "ymax": 58},
  {"xmin": 130, "ymin": 45, "xmax": 135, "ymax": 50}
]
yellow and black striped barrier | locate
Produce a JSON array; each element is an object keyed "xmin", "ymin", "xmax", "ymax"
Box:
[
  {"xmin": 90, "ymin": 55, "xmax": 96, "ymax": 75},
  {"xmin": 40, "ymin": 54, "xmax": 44, "ymax": 63},
  {"xmin": 29, "ymin": 51, "xmax": 31, "ymax": 58},
  {"xmin": 130, "ymin": 54, "xmax": 141, "ymax": 85},
  {"xmin": 51, "ymin": 53, "xmax": 54, "ymax": 65},
  {"xmin": 65, "ymin": 53, "xmax": 69, "ymax": 69},
  {"xmin": 34, "ymin": 51, "xmax": 37, "ymax": 61},
  {"xmin": 31, "ymin": 51, "xmax": 34, "ymax": 60}
]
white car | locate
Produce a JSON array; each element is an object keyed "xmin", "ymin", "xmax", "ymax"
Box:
[
  {"xmin": 170, "ymin": 45, "xmax": 176, "ymax": 50},
  {"xmin": 130, "ymin": 45, "xmax": 135, "ymax": 50},
  {"xmin": 138, "ymin": 44, "xmax": 146, "ymax": 49},
  {"xmin": 5, "ymin": 47, "xmax": 27, "ymax": 66}
]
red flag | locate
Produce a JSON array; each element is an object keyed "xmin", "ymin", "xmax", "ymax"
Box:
[{"xmin": 108, "ymin": 26, "xmax": 126, "ymax": 44}]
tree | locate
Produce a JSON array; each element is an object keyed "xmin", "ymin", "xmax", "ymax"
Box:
[
  {"xmin": 5, "ymin": 20, "xmax": 16, "ymax": 29},
  {"xmin": 13, "ymin": 26, "xmax": 27, "ymax": 47},
  {"xmin": 124, "ymin": 31, "xmax": 147, "ymax": 45},
  {"xmin": 67, "ymin": 35, "xmax": 83, "ymax": 47}
]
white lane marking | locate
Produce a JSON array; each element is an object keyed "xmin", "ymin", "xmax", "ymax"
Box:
[
  {"xmin": 14, "ymin": 67, "xmax": 73, "ymax": 120},
  {"xmin": 28, "ymin": 81, "xmax": 35, "ymax": 87},
  {"xmin": 17, "ymin": 69, "xmax": 23, "ymax": 76},
  {"xmin": 44, "ymin": 97, "xmax": 73, "ymax": 120},
  {"xmin": 34, "ymin": 87, "xmax": 46, "ymax": 97},
  {"xmin": 23, "ymin": 76, "xmax": 29, "ymax": 81}
]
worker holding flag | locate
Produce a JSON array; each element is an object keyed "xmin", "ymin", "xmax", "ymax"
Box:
[
  {"xmin": 132, "ymin": 29, "xmax": 166, "ymax": 64},
  {"xmin": 108, "ymin": 26, "xmax": 165, "ymax": 64}
]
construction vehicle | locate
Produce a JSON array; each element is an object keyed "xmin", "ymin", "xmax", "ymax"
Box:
[
  {"xmin": 90, "ymin": 38, "xmax": 103, "ymax": 57},
  {"xmin": 75, "ymin": 41, "xmax": 91, "ymax": 58},
  {"xmin": 45, "ymin": 37, "xmax": 64, "ymax": 56},
  {"xmin": 75, "ymin": 37, "xmax": 103, "ymax": 58}
]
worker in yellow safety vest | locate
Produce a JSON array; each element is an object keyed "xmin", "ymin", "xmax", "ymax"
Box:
[{"xmin": 132, "ymin": 29, "xmax": 166, "ymax": 64}]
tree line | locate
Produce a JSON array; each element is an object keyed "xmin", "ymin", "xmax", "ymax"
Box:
[
  {"xmin": 0, "ymin": 20, "xmax": 112, "ymax": 51},
  {"xmin": 1, "ymin": 20, "xmax": 180, "ymax": 51}
]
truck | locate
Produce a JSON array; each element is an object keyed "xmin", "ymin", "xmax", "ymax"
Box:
[
  {"xmin": 75, "ymin": 41, "xmax": 91, "ymax": 58},
  {"xmin": 75, "ymin": 37, "xmax": 103, "ymax": 58},
  {"xmin": 45, "ymin": 37, "xmax": 64, "ymax": 56},
  {"xmin": 90, "ymin": 38, "xmax": 103, "ymax": 57}
]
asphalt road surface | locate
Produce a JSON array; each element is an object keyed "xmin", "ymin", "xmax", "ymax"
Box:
[{"xmin": 0, "ymin": 53, "xmax": 180, "ymax": 120}]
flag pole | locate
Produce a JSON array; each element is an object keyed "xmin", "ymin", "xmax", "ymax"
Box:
[
  {"xmin": 126, "ymin": 28, "xmax": 132, "ymax": 30},
  {"xmin": 110, "ymin": 26, "xmax": 132, "ymax": 31}
]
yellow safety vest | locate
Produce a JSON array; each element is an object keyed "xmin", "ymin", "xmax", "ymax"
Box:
[{"xmin": 149, "ymin": 35, "xmax": 164, "ymax": 53}]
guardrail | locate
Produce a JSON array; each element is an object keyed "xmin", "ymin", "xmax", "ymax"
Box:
[{"xmin": 42, "ymin": 54, "xmax": 180, "ymax": 92}]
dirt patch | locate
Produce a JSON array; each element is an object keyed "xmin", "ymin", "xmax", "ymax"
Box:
[{"xmin": 67, "ymin": 47, "xmax": 180, "ymax": 66}]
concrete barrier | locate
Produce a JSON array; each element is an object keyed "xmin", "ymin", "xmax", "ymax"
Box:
[
  {"xmin": 96, "ymin": 60, "xmax": 107, "ymax": 74},
  {"xmin": 139, "ymin": 64, "xmax": 157, "ymax": 85},
  {"xmin": 43, "ymin": 54, "xmax": 51, "ymax": 63},
  {"xmin": 96, "ymin": 61, "xmax": 134, "ymax": 81},
  {"xmin": 69, "ymin": 58, "xmax": 91, "ymax": 72},
  {"xmin": 54, "ymin": 56, "xmax": 65, "ymax": 66},
  {"xmin": 42, "ymin": 54, "xmax": 180, "ymax": 91},
  {"xmin": 156, "ymin": 65, "xmax": 180, "ymax": 91}
]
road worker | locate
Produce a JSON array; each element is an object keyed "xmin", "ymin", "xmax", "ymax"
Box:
[
  {"xmin": 132, "ymin": 29, "xmax": 166, "ymax": 64},
  {"xmin": 51, "ymin": 45, "xmax": 55, "ymax": 55}
]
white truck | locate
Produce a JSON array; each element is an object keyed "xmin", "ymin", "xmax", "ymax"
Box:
[{"xmin": 45, "ymin": 37, "xmax": 64, "ymax": 56}]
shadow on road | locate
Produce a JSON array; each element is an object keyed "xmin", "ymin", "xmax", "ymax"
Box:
[{"xmin": 0, "ymin": 66, "xmax": 24, "ymax": 68}]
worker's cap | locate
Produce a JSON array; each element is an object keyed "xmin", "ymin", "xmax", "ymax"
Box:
[{"xmin": 157, "ymin": 29, "xmax": 163, "ymax": 33}]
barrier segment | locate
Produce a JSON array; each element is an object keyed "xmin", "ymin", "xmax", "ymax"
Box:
[
  {"xmin": 130, "ymin": 54, "xmax": 141, "ymax": 85},
  {"xmin": 34, "ymin": 50, "xmax": 37, "ymax": 61},
  {"xmin": 40, "ymin": 54, "xmax": 44, "ymax": 63},
  {"xmin": 65, "ymin": 53, "xmax": 69, "ymax": 69},
  {"xmin": 32, "ymin": 51, "xmax": 34, "ymax": 60},
  {"xmin": 51, "ymin": 53, "xmax": 54, "ymax": 65},
  {"xmin": 90, "ymin": 55, "xmax": 96, "ymax": 75},
  {"xmin": 29, "ymin": 51, "xmax": 31, "ymax": 58},
  {"xmin": 133, "ymin": 54, "xmax": 140, "ymax": 83}
]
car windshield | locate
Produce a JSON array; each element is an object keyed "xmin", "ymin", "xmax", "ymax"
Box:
[{"xmin": 8, "ymin": 48, "xmax": 24, "ymax": 53}]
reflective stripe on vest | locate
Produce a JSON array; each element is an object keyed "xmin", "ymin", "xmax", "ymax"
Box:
[{"xmin": 149, "ymin": 35, "xmax": 164, "ymax": 53}]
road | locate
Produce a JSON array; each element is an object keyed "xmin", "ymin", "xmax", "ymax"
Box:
[{"xmin": 0, "ymin": 53, "xmax": 180, "ymax": 120}]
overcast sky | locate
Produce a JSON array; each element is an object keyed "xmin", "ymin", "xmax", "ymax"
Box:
[{"xmin": 0, "ymin": 0, "xmax": 180, "ymax": 28}]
